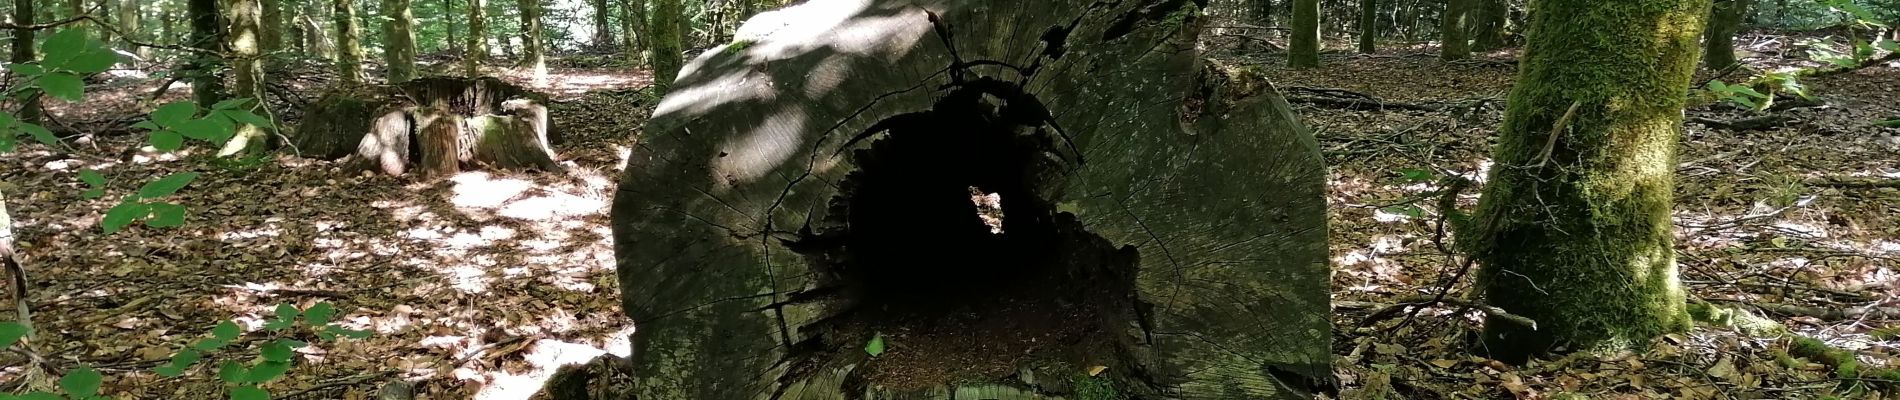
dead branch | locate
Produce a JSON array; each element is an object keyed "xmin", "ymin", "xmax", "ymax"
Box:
[
  {"xmin": 1286, "ymin": 95, "xmax": 1446, "ymax": 111},
  {"xmin": 1351, "ymin": 295, "xmax": 1538, "ymax": 330},
  {"xmin": 1691, "ymin": 114, "xmax": 1792, "ymax": 131}
]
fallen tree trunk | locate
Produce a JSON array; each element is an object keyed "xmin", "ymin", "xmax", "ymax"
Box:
[
  {"xmin": 607, "ymin": 1, "xmax": 1332, "ymax": 398},
  {"xmin": 292, "ymin": 77, "xmax": 561, "ymax": 176}
]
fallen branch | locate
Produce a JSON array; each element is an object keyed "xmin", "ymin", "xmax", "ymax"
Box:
[
  {"xmin": 1286, "ymin": 95, "xmax": 1445, "ymax": 111},
  {"xmin": 1691, "ymin": 114, "xmax": 1792, "ymax": 131},
  {"xmin": 1681, "ymin": 195, "xmax": 1814, "ymax": 232},
  {"xmin": 1350, "ymin": 295, "xmax": 1538, "ymax": 330}
]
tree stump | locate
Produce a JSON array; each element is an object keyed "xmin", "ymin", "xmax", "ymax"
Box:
[
  {"xmin": 611, "ymin": 1, "xmax": 1331, "ymax": 399},
  {"xmin": 293, "ymin": 77, "xmax": 561, "ymax": 175}
]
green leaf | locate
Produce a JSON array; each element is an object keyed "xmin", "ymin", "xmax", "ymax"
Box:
[
  {"xmin": 132, "ymin": 121, "xmax": 161, "ymax": 131},
  {"xmin": 174, "ymin": 118, "xmax": 235, "ymax": 143},
  {"xmin": 79, "ymin": 169, "xmax": 106, "ymax": 187},
  {"xmin": 39, "ymin": 29, "xmax": 89, "ymax": 67},
  {"xmin": 19, "ymin": 393, "xmax": 61, "ymax": 400},
  {"xmin": 20, "ymin": 122, "xmax": 57, "ymax": 145},
  {"xmin": 1875, "ymin": 118, "xmax": 1900, "ymax": 128},
  {"xmin": 229, "ymin": 385, "xmax": 270, "ymax": 400},
  {"xmin": 247, "ymin": 360, "xmax": 292, "ymax": 383},
  {"xmin": 1881, "ymin": 39, "xmax": 1900, "ymax": 52},
  {"xmin": 218, "ymin": 361, "xmax": 249, "ymax": 383},
  {"xmin": 154, "ymin": 365, "xmax": 186, "ymax": 378},
  {"xmin": 0, "ymin": 322, "xmax": 28, "ymax": 349},
  {"xmin": 1383, "ymin": 205, "xmax": 1426, "ymax": 219},
  {"xmin": 865, "ymin": 333, "xmax": 886, "ymax": 357},
  {"xmin": 328, "ymin": 326, "xmax": 372, "ymax": 339},
  {"xmin": 316, "ymin": 331, "xmax": 337, "ymax": 341},
  {"xmin": 211, "ymin": 98, "xmax": 252, "ymax": 110},
  {"xmin": 36, "ymin": 72, "xmax": 84, "ymax": 102},
  {"xmin": 165, "ymin": 349, "xmax": 204, "ymax": 373},
  {"xmin": 150, "ymin": 130, "xmax": 184, "ymax": 151},
  {"xmin": 145, "ymin": 202, "xmax": 187, "ymax": 228},
  {"xmin": 304, "ymin": 302, "xmax": 336, "ymax": 326},
  {"xmin": 1396, "ymin": 168, "xmax": 1433, "ymax": 183},
  {"xmin": 0, "ymin": 134, "xmax": 14, "ymax": 153},
  {"xmin": 151, "ymin": 102, "xmax": 198, "ymax": 127},
  {"xmin": 102, "ymin": 201, "xmax": 149, "ymax": 234},
  {"xmin": 66, "ymin": 49, "xmax": 120, "ymax": 74},
  {"xmin": 136, "ymin": 172, "xmax": 199, "ymax": 199},
  {"xmin": 59, "ymin": 366, "xmax": 102, "ymax": 397},
  {"xmin": 261, "ymin": 341, "xmax": 295, "ymax": 362},
  {"xmin": 279, "ymin": 339, "xmax": 308, "ymax": 348},
  {"xmin": 192, "ymin": 337, "xmax": 226, "ymax": 352},
  {"xmin": 6, "ymin": 63, "xmax": 45, "ymax": 76},
  {"xmin": 82, "ymin": 188, "xmax": 105, "ymax": 199},
  {"xmin": 218, "ymin": 110, "xmax": 276, "ymax": 130},
  {"xmin": 213, "ymin": 319, "xmax": 241, "ymax": 341}
]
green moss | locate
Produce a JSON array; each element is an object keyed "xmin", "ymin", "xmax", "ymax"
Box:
[
  {"xmin": 725, "ymin": 39, "xmax": 756, "ymax": 54},
  {"xmin": 1072, "ymin": 375, "xmax": 1123, "ymax": 400}
]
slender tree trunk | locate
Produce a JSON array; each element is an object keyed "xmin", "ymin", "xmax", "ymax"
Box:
[
  {"xmin": 443, "ymin": 0, "xmax": 457, "ymax": 53},
  {"xmin": 263, "ymin": 0, "xmax": 283, "ymax": 52},
  {"xmin": 1468, "ymin": 0, "xmax": 1507, "ymax": 51},
  {"xmin": 116, "ymin": 0, "xmax": 142, "ymax": 56},
  {"xmin": 1440, "ymin": 0, "xmax": 1472, "ymax": 60},
  {"xmin": 623, "ymin": 0, "xmax": 648, "ymax": 66},
  {"xmin": 383, "ymin": 0, "xmax": 418, "ymax": 82},
  {"xmin": 649, "ymin": 0, "xmax": 681, "ymax": 92},
  {"xmin": 1358, "ymin": 0, "xmax": 1376, "ymax": 53},
  {"xmin": 1472, "ymin": 0, "xmax": 1707, "ymax": 363},
  {"xmin": 465, "ymin": 0, "xmax": 487, "ymax": 76},
  {"xmin": 334, "ymin": 0, "xmax": 364, "ymax": 84},
  {"xmin": 1704, "ymin": 0, "xmax": 1751, "ymax": 70},
  {"xmin": 1289, "ymin": 0, "xmax": 1319, "ymax": 68},
  {"xmin": 517, "ymin": 0, "xmax": 544, "ymax": 85},
  {"xmin": 189, "ymin": 0, "xmax": 225, "ymax": 107},
  {"xmin": 590, "ymin": 0, "xmax": 612, "ymax": 47},
  {"xmin": 66, "ymin": 0, "xmax": 85, "ymax": 39},
  {"xmin": 12, "ymin": 0, "xmax": 41, "ymax": 124},
  {"xmin": 220, "ymin": 0, "xmax": 268, "ymax": 156},
  {"xmin": 287, "ymin": 0, "xmax": 305, "ymax": 54}
]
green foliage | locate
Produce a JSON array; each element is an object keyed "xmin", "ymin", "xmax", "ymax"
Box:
[
  {"xmin": 1708, "ymin": 80, "xmax": 1772, "ymax": 110},
  {"xmin": 0, "ymin": 322, "xmax": 26, "ymax": 349},
  {"xmin": 149, "ymin": 302, "xmax": 373, "ymax": 399},
  {"xmin": 864, "ymin": 333, "xmax": 885, "ymax": 357}
]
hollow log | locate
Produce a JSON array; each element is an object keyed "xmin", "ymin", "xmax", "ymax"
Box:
[
  {"xmin": 292, "ymin": 77, "xmax": 561, "ymax": 176},
  {"xmin": 609, "ymin": 0, "xmax": 1331, "ymax": 399}
]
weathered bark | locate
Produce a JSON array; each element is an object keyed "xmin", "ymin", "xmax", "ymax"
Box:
[
  {"xmin": 12, "ymin": 0, "xmax": 41, "ymax": 124},
  {"xmin": 117, "ymin": 0, "xmax": 143, "ymax": 54},
  {"xmin": 1290, "ymin": 0, "xmax": 1320, "ymax": 67},
  {"xmin": 417, "ymin": 109, "xmax": 463, "ymax": 176},
  {"xmin": 516, "ymin": 0, "xmax": 545, "ymax": 85},
  {"xmin": 188, "ymin": 0, "xmax": 224, "ymax": 107},
  {"xmin": 221, "ymin": 0, "xmax": 269, "ymax": 156},
  {"xmin": 1704, "ymin": 0, "xmax": 1751, "ymax": 70},
  {"xmin": 590, "ymin": 0, "xmax": 612, "ymax": 47},
  {"xmin": 1359, "ymin": 0, "xmax": 1376, "ymax": 53},
  {"xmin": 622, "ymin": 0, "xmax": 648, "ymax": 66},
  {"xmin": 294, "ymin": 77, "xmax": 558, "ymax": 175},
  {"xmin": 464, "ymin": 0, "xmax": 487, "ymax": 75},
  {"xmin": 647, "ymin": 0, "xmax": 681, "ymax": 93},
  {"xmin": 298, "ymin": 8, "xmax": 334, "ymax": 59},
  {"xmin": 1472, "ymin": 0, "xmax": 1706, "ymax": 363},
  {"xmin": 383, "ymin": 0, "xmax": 419, "ymax": 83},
  {"xmin": 609, "ymin": 1, "xmax": 1331, "ymax": 398},
  {"xmin": 1469, "ymin": 0, "xmax": 1507, "ymax": 51},
  {"xmin": 263, "ymin": 0, "xmax": 283, "ymax": 51},
  {"xmin": 335, "ymin": 0, "xmax": 365, "ymax": 85},
  {"xmin": 0, "ymin": 189, "xmax": 30, "ymax": 335},
  {"xmin": 1440, "ymin": 0, "xmax": 1472, "ymax": 60}
]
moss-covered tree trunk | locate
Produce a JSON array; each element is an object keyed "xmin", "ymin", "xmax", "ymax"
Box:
[
  {"xmin": 1440, "ymin": 0, "xmax": 1472, "ymax": 60},
  {"xmin": 1469, "ymin": 0, "xmax": 1507, "ymax": 51},
  {"xmin": 1471, "ymin": 0, "xmax": 1707, "ymax": 363},
  {"xmin": 1704, "ymin": 0, "xmax": 1751, "ymax": 70},
  {"xmin": 334, "ymin": 0, "xmax": 365, "ymax": 85},
  {"xmin": 220, "ymin": 0, "xmax": 269, "ymax": 156},
  {"xmin": 262, "ymin": 0, "xmax": 283, "ymax": 51},
  {"xmin": 647, "ymin": 0, "xmax": 681, "ymax": 93},
  {"xmin": 383, "ymin": 0, "xmax": 419, "ymax": 83},
  {"xmin": 622, "ymin": 0, "xmax": 648, "ymax": 66},
  {"xmin": 608, "ymin": 0, "xmax": 1332, "ymax": 398},
  {"xmin": 188, "ymin": 0, "xmax": 224, "ymax": 107},
  {"xmin": 1290, "ymin": 0, "xmax": 1320, "ymax": 67},
  {"xmin": 1359, "ymin": 0, "xmax": 1377, "ymax": 53},
  {"xmin": 12, "ymin": 0, "xmax": 41, "ymax": 124},
  {"xmin": 464, "ymin": 0, "xmax": 487, "ymax": 76},
  {"xmin": 516, "ymin": 0, "xmax": 544, "ymax": 85}
]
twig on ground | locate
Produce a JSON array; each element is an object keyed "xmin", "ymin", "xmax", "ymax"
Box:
[
  {"xmin": 1352, "ymin": 295, "xmax": 1537, "ymax": 330},
  {"xmin": 1682, "ymin": 195, "xmax": 1815, "ymax": 233},
  {"xmin": 1691, "ymin": 114, "xmax": 1793, "ymax": 131}
]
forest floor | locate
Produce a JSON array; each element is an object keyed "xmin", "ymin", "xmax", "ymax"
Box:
[{"xmin": 0, "ymin": 33, "xmax": 1896, "ymax": 399}]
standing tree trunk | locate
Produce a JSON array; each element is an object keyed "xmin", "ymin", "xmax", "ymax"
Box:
[
  {"xmin": 1471, "ymin": 0, "xmax": 1706, "ymax": 363},
  {"xmin": 262, "ymin": 0, "xmax": 283, "ymax": 51},
  {"xmin": 11, "ymin": 0, "xmax": 41, "ymax": 124},
  {"xmin": 606, "ymin": 1, "xmax": 1331, "ymax": 398},
  {"xmin": 286, "ymin": 0, "xmax": 305, "ymax": 54},
  {"xmin": 383, "ymin": 0, "xmax": 419, "ymax": 82},
  {"xmin": 465, "ymin": 0, "xmax": 487, "ymax": 76},
  {"xmin": 516, "ymin": 0, "xmax": 545, "ymax": 85},
  {"xmin": 0, "ymin": 190, "xmax": 29, "ymax": 335},
  {"xmin": 590, "ymin": 0, "xmax": 612, "ymax": 48},
  {"xmin": 1439, "ymin": 0, "xmax": 1472, "ymax": 60},
  {"xmin": 622, "ymin": 0, "xmax": 648, "ymax": 66},
  {"xmin": 221, "ymin": 0, "xmax": 268, "ymax": 156},
  {"xmin": 66, "ymin": 0, "xmax": 85, "ymax": 38},
  {"xmin": 647, "ymin": 0, "xmax": 681, "ymax": 93},
  {"xmin": 1358, "ymin": 0, "xmax": 1376, "ymax": 53},
  {"xmin": 117, "ymin": 0, "xmax": 142, "ymax": 55},
  {"xmin": 1704, "ymin": 0, "xmax": 1751, "ymax": 70},
  {"xmin": 334, "ymin": 0, "xmax": 364, "ymax": 85},
  {"xmin": 443, "ymin": 0, "xmax": 456, "ymax": 53},
  {"xmin": 1469, "ymin": 0, "xmax": 1507, "ymax": 51},
  {"xmin": 1289, "ymin": 0, "xmax": 1319, "ymax": 67},
  {"xmin": 188, "ymin": 0, "xmax": 225, "ymax": 107}
]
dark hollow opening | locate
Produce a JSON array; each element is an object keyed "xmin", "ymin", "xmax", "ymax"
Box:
[{"xmin": 787, "ymin": 84, "xmax": 1147, "ymax": 392}]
